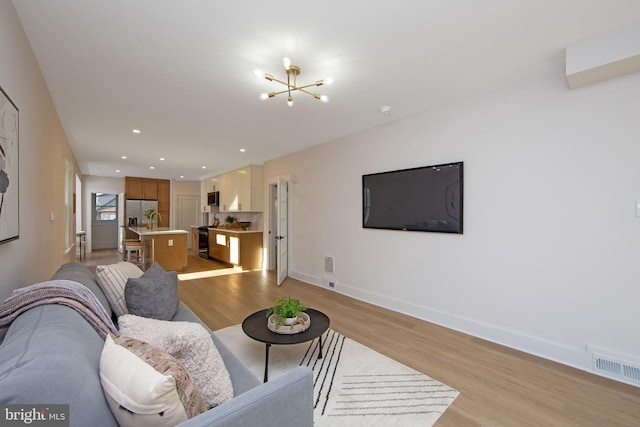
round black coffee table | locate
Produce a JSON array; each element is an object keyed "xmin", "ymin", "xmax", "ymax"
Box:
[{"xmin": 242, "ymin": 308, "xmax": 330, "ymax": 382}]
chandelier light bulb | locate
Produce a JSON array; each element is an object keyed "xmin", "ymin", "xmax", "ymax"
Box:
[
  {"xmin": 259, "ymin": 93, "xmax": 269, "ymax": 101},
  {"xmin": 287, "ymin": 97, "xmax": 293, "ymax": 107},
  {"xmin": 320, "ymin": 95, "xmax": 329, "ymax": 103},
  {"xmin": 282, "ymin": 57, "xmax": 291, "ymax": 70},
  {"xmin": 254, "ymin": 69, "xmax": 264, "ymax": 78},
  {"xmin": 324, "ymin": 77, "xmax": 334, "ymax": 85}
]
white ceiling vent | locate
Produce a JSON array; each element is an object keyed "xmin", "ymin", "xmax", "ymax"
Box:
[{"xmin": 589, "ymin": 346, "xmax": 640, "ymax": 387}]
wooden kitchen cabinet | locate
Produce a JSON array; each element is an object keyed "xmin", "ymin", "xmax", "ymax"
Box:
[
  {"xmin": 126, "ymin": 178, "xmax": 144, "ymax": 199},
  {"xmin": 191, "ymin": 226, "xmax": 198, "ymax": 251},
  {"xmin": 156, "ymin": 180, "xmax": 169, "ymax": 227},
  {"xmin": 143, "ymin": 180, "xmax": 158, "ymax": 200},
  {"xmin": 126, "ymin": 177, "xmax": 166, "ymax": 201},
  {"xmin": 207, "ymin": 230, "xmax": 263, "ymax": 270},
  {"xmin": 208, "ymin": 231, "xmax": 230, "ymax": 263},
  {"xmin": 126, "ymin": 177, "xmax": 170, "ymax": 226}
]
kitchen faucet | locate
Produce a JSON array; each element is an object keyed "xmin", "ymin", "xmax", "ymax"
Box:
[{"xmin": 148, "ymin": 211, "xmax": 162, "ymax": 229}]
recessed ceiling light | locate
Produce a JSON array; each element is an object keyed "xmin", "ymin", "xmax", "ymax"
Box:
[
  {"xmin": 240, "ymin": 148, "xmax": 246, "ymax": 152},
  {"xmin": 121, "ymin": 155, "xmax": 127, "ymax": 159},
  {"xmin": 149, "ymin": 166, "xmax": 155, "ymax": 170},
  {"xmin": 159, "ymin": 157, "xmax": 165, "ymax": 161},
  {"xmin": 133, "ymin": 129, "xmax": 141, "ymax": 134},
  {"xmin": 115, "ymin": 169, "xmax": 121, "ymax": 173},
  {"xmin": 201, "ymin": 166, "xmax": 206, "ymax": 169},
  {"xmin": 180, "ymin": 175, "xmax": 184, "ymax": 179}
]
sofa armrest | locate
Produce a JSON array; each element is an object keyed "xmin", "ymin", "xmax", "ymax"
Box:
[{"xmin": 177, "ymin": 366, "xmax": 313, "ymax": 427}]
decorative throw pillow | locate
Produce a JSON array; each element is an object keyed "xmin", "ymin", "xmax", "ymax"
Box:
[
  {"xmin": 118, "ymin": 314, "xmax": 234, "ymax": 408},
  {"xmin": 124, "ymin": 263, "xmax": 179, "ymax": 320},
  {"xmin": 95, "ymin": 261, "xmax": 144, "ymax": 316},
  {"xmin": 100, "ymin": 335, "xmax": 206, "ymax": 427}
]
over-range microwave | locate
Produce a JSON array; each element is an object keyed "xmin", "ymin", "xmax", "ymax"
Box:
[{"xmin": 207, "ymin": 191, "xmax": 219, "ymax": 206}]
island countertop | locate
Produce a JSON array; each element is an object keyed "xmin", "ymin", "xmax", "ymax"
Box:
[{"xmin": 129, "ymin": 227, "xmax": 189, "ymax": 236}]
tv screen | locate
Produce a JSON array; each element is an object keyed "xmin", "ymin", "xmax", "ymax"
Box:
[{"xmin": 362, "ymin": 162, "xmax": 463, "ymax": 233}]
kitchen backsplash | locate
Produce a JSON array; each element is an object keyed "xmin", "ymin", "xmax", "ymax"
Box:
[{"xmin": 205, "ymin": 211, "xmax": 263, "ymax": 231}]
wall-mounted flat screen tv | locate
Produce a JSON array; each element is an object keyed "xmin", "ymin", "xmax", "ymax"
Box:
[{"xmin": 362, "ymin": 161, "xmax": 463, "ymax": 233}]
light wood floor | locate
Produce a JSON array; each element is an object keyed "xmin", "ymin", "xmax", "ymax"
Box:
[{"xmin": 83, "ymin": 249, "xmax": 640, "ymax": 426}]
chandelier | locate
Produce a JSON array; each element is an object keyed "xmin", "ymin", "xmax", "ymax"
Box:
[{"xmin": 255, "ymin": 57, "xmax": 333, "ymax": 107}]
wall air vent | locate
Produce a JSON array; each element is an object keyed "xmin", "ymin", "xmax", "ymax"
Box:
[
  {"xmin": 324, "ymin": 256, "xmax": 335, "ymax": 274},
  {"xmin": 589, "ymin": 346, "xmax": 640, "ymax": 387}
]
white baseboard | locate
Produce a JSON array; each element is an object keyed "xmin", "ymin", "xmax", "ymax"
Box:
[{"xmin": 289, "ymin": 270, "xmax": 592, "ymax": 378}]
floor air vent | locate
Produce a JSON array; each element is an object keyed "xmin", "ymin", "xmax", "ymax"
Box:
[{"xmin": 590, "ymin": 347, "xmax": 640, "ymax": 386}]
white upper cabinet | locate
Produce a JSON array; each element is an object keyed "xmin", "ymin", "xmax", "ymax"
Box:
[{"xmin": 218, "ymin": 164, "xmax": 263, "ymax": 212}]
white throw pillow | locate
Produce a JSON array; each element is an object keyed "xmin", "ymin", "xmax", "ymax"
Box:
[
  {"xmin": 118, "ymin": 314, "xmax": 234, "ymax": 408},
  {"xmin": 95, "ymin": 261, "xmax": 144, "ymax": 316},
  {"xmin": 99, "ymin": 335, "xmax": 206, "ymax": 426}
]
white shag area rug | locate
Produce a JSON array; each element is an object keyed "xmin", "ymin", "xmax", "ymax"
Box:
[{"xmin": 215, "ymin": 325, "xmax": 459, "ymax": 426}]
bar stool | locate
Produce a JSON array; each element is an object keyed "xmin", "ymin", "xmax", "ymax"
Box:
[
  {"xmin": 123, "ymin": 241, "xmax": 146, "ymax": 271},
  {"xmin": 76, "ymin": 231, "xmax": 86, "ymax": 260},
  {"xmin": 122, "ymin": 238, "xmax": 141, "ymax": 261}
]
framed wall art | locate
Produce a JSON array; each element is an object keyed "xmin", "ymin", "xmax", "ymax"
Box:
[{"xmin": 0, "ymin": 86, "xmax": 19, "ymax": 244}]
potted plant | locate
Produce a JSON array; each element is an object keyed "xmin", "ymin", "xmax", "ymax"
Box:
[
  {"xmin": 224, "ymin": 215, "xmax": 236, "ymax": 229},
  {"xmin": 266, "ymin": 297, "xmax": 308, "ymax": 329}
]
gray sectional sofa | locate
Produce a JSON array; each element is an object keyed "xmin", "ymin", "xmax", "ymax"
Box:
[{"xmin": 0, "ymin": 262, "xmax": 313, "ymax": 426}]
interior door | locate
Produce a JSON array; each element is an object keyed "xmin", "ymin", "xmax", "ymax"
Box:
[
  {"xmin": 177, "ymin": 195, "xmax": 200, "ymax": 249},
  {"xmin": 276, "ymin": 176, "xmax": 288, "ymax": 285}
]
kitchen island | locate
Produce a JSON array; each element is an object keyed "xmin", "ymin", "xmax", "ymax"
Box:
[{"xmin": 129, "ymin": 227, "xmax": 189, "ymax": 271}]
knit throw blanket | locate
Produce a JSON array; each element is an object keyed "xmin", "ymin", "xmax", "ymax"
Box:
[{"xmin": 0, "ymin": 279, "xmax": 118, "ymax": 340}]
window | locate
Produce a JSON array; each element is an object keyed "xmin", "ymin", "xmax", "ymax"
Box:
[
  {"xmin": 94, "ymin": 193, "xmax": 118, "ymax": 221},
  {"xmin": 64, "ymin": 157, "xmax": 75, "ymax": 253}
]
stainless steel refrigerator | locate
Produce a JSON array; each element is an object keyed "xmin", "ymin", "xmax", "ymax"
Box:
[{"xmin": 125, "ymin": 200, "xmax": 159, "ymax": 227}]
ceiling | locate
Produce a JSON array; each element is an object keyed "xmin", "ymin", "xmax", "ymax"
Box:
[{"xmin": 12, "ymin": 1, "xmax": 640, "ymax": 180}]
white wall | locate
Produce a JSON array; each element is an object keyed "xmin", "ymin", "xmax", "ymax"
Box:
[
  {"xmin": 264, "ymin": 66, "xmax": 640, "ymax": 374},
  {"xmin": 0, "ymin": 1, "xmax": 80, "ymax": 302}
]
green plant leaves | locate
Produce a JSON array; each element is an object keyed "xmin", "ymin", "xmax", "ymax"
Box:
[{"xmin": 266, "ymin": 297, "xmax": 308, "ymax": 328}]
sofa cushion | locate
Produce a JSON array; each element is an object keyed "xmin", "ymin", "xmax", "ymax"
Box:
[
  {"xmin": 95, "ymin": 261, "xmax": 144, "ymax": 317},
  {"xmin": 51, "ymin": 261, "xmax": 113, "ymax": 318},
  {"xmin": 100, "ymin": 335, "xmax": 206, "ymax": 426},
  {"xmin": 124, "ymin": 263, "xmax": 179, "ymax": 320},
  {"xmin": 118, "ymin": 314, "xmax": 233, "ymax": 408},
  {"xmin": 0, "ymin": 304, "xmax": 118, "ymax": 426}
]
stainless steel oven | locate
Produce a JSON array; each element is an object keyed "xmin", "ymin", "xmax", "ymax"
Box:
[{"xmin": 197, "ymin": 226, "xmax": 209, "ymax": 259}]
